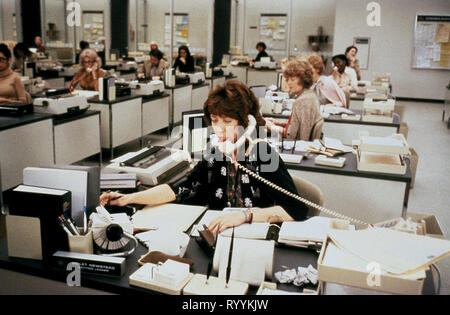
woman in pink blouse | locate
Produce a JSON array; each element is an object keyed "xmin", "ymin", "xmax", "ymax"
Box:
[{"xmin": 308, "ymin": 54, "xmax": 347, "ymax": 108}]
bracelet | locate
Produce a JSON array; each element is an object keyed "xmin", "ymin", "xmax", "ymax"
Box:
[{"xmin": 247, "ymin": 208, "xmax": 253, "ymax": 224}]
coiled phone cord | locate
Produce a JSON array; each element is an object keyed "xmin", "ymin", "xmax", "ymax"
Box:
[{"xmin": 231, "ymin": 159, "xmax": 371, "ymax": 227}]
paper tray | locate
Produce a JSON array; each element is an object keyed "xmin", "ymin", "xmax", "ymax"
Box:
[
  {"xmin": 359, "ymin": 134, "xmax": 409, "ymax": 155},
  {"xmin": 356, "ymin": 151, "xmax": 407, "ymax": 175},
  {"xmin": 317, "ymin": 236, "xmax": 425, "ymax": 295}
]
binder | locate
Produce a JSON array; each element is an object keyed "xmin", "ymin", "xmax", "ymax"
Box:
[{"xmin": 7, "ymin": 185, "xmax": 72, "ymax": 261}]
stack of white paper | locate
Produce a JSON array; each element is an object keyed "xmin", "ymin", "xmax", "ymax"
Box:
[{"xmin": 279, "ymin": 217, "xmax": 353, "ymax": 248}]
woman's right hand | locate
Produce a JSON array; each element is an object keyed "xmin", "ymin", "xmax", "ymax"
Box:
[{"xmin": 99, "ymin": 191, "xmax": 128, "ymax": 207}]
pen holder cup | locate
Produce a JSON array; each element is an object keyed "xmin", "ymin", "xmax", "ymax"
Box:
[{"xmin": 68, "ymin": 228, "xmax": 93, "ymax": 254}]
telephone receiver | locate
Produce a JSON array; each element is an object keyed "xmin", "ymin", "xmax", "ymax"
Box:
[{"xmin": 215, "ymin": 115, "xmax": 257, "ymax": 155}]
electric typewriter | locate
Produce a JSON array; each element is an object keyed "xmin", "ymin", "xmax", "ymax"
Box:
[
  {"xmin": 106, "ymin": 146, "xmax": 191, "ymax": 186},
  {"xmin": 254, "ymin": 60, "xmax": 277, "ymax": 70},
  {"xmin": 175, "ymin": 73, "xmax": 191, "ymax": 85},
  {"xmin": 130, "ymin": 79, "xmax": 165, "ymax": 96},
  {"xmin": 186, "ymin": 72, "xmax": 205, "ymax": 85},
  {"xmin": 0, "ymin": 102, "xmax": 34, "ymax": 116},
  {"xmin": 117, "ymin": 61, "xmax": 138, "ymax": 72},
  {"xmin": 115, "ymin": 82, "xmax": 132, "ymax": 97},
  {"xmin": 33, "ymin": 88, "xmax": 89, "ymax": 116}
]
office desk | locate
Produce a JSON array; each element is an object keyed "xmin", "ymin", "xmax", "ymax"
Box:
[
  {"xmin": 283, "ymin": 150, "xmax": 411, "ymax": 224},
  {"xmin": 0, "ymin": 234, "xmax": 319, "ymax": 295},
  {"xmin": 166, "ymin": 84, "xmax": 193, "ymax": 126},
  {"xmin": 322, "ymin": 109, "xmax": 400, "ymax": 145},
  {"xmin": 191, "ymin": 83, "xmax": 210, "ymax": 111},
  {"xmin": 349, "ymin": 93, "xmax": 365, "ymax": 110},
  {"xmin": 247, "ymin": 68, "xmax": 280, "ymax": 87},
  {"xmin": 88, "ymin": 95, "xmax": 143, "ymax": 159},
  {"xmin": 0, "ymin": 113, "xmax": 54, "ymax": 191},
  {"xmin": 206, "ymin": 75, "xmax": 226, "ymax": 91},
  {"xmin": 265, "ymin": 110, "xmax": 400, "ymax": 146},
  {"xmin": 142, "ymin": 93, "xmax": 171, "ymax": 136},
  {"xmin": 53, "ymin": 110, "xmax": 102, "ymax": 165},
  {"xmin": 230, "ymin": 65, "xmax": 248, "ymax": 84},
  {"xmin": 0, "ymin": 230, "xmax": 436, "ymax": 295}
]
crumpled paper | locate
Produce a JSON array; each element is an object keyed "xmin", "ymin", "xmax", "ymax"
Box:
[{"xmin": 275, "ymin": 264, "xmax": 318, "ymax": 286}]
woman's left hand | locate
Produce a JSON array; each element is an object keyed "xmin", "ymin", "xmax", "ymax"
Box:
[{"xmin": 208, "ymin": 212, "xmax": 246, "ymax": 234}]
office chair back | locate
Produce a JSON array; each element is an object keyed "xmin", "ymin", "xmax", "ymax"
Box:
[
  {"xmin": 292, "ymin": 175, "xmax": 324, "ymax": 218},
  {"xmin": 309, "ymin": 118, "xmax": 324, "ymax": 141}
]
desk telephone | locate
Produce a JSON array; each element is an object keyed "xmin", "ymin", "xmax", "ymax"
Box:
[{"xmin": 219, "ymin": 115, "xmax": 369, "ymax": 227}]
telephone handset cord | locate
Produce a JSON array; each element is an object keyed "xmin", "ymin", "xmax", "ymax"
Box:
[{"xmin": 231, "ymin": 159, "xmax": 370, "ymax": 227}]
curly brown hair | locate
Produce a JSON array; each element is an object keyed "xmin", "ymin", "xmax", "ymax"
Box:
[
  {"xmin": 203, "ymin": 80, "xmax": 266, "ymax": 128},
  {"xmin": 282, "ymin": 58, "xmax": 314, "ymax": 89},
  {"xmin": 307, "ymin": 54, "xmax": 325, "ymax": 75}
]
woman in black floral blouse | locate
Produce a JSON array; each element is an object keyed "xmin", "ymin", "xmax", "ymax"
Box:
[{"xmin": 100, "ymin": 80, "xmax": 308, "ymax": 234}]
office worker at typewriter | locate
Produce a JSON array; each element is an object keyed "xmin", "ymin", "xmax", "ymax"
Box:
[
  {"xmin": 143, "ymin": 49, "xmax": 168, "ymax": 79},
  {"xmin": 308, "ymin": 54, "xmax": 347, "ymax": 108},
  {"xmin": 11, "ymin": 43, "xmax": 37, "ymax": 73},
  {"xmin": 100, "ymin": 80, "xmax": 308, "ymax": 233},
  {"xmin": 69, "ymin": 48, "xmax": 105, "ymax": 92},
  {"xmin": 173, "ymin": 45, "xmax": 195, "ymax": 73},
  {"xmin": 266, "ymin": 58, "xmax": 321, "ymax": 141},
  {"xmin": 0, "ymin": 44, "xmax": 27, "ymax": 103}
]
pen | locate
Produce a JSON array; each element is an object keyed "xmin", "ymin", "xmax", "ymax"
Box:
[
  {"xmin": 57, "ymin": 217, "xmax": 73, "ymax": 236},
  {"xmin": 68, "ymin": 217, "xmax": 80, "ymax": 236},
  {"xmin": 225, "ymin": 227, "xmax": 235, "ymax": 288},
  {"xmin": 83, "ymin": 195, "xmax": 87, "ymax": 235}
]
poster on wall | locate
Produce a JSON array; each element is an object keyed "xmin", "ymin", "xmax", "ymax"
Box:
[
  {"xmin": 259, "ymin": 14, "xmax": 287, "ymax": 51},
  {"xmin": 412, "ymin": 15, "xmax": 450, "ymax": 70},
  {"xmin": 165, "ymin": 13, "xmax": 189, "ymax": 48}
]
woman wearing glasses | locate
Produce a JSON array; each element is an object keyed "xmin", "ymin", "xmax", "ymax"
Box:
[
  {"xmin": 69, "ymin": 48, "xmax": 105, "ymax": 92},
  {"xmin": 0, "ymin": 43, "xmax": 27, "ymax": 103}
]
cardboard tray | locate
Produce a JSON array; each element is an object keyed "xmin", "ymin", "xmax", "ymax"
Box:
[
  {"xmin": 317, "ymin": 236, "xmax": 425, "ymax": 295},
  {"xmin": 359, "ymin": 134, "xmax": 410, "ymax": 155},
  {"xmin": 357, "ymin": 151, "xmax": 407, "ymax": 175},
  {"xmin": 375, "ymin": 212, "xmax": 444, "ymax": 239}
]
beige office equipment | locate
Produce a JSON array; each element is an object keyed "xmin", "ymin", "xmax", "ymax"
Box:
[
  {"xmin": 355, "ymin": 134, "xmax": 410, "ymax": 175},
  {"xmin": 6, "ymin": 215, "xmax": 42, "ymax": 260}
]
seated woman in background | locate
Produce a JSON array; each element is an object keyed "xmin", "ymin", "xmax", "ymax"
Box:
[
  {"xmin": 0, "ymin": 43, "xmax": 27, "ymax": 103},
  {"xmin": 150, "ymin": 41, "xmax": 167, "ymax": 61},
  {"xmin": 250, "ymin": 42, "xmax": 271, "ymax": 65},
  {"xmin": 308, "ymin": 54, "xmax": 347, "ymax": 108},
  {"xmin": 330, "ymin": 54, "xmax": 357, "ymax": 93},
  {"xmin": 69, "ymin": 48, "xmax": 105, "ymax": 92},
  {"xmin": 100, "ymin": 80, "xmax": 308, "ymax": 233},
  {"xmin": 142, "ymin": 49, "xmax": 168, "ymax": 79},
  {"xmin": 345, "ymin": 45, "xmax": 361, "ymax": 81},
  {"xmin": 11, "ymin": 43, "xmax": 37, "ymax": 73},
  {"xmin": 173, "ymin": 45, "xmax": 195, "ymax": 73},
  {"xmin": 266, "ymin": 58, "xmax": 321, "ymax": 141}
]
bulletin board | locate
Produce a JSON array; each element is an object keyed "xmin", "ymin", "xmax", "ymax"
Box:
[
  {"xmin": 259, "ymin": 14, "xmax": 287, "ymax": 51},
  {"xmin": 412, "ymin": 15, "xmax": 450, "ymax": 70},
  {"xmin": 82, "ymin": 11, "xmax": 104, "ymax": 45},
  {"xmin": 165, "ymin": 13, "xmax": 189, "ymax": 48}
]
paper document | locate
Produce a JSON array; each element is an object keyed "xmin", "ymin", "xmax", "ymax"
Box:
[
  {"xmin": 279, "ymin": 217, "xmax": 333, "ymax": 244},
  {"xmin": 328, "ymin": 228, "xmax": 450, "ymax": 275},
  {"xmin": 132, "ymin": 203, "xmax": 206, "ymax": 233}
]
